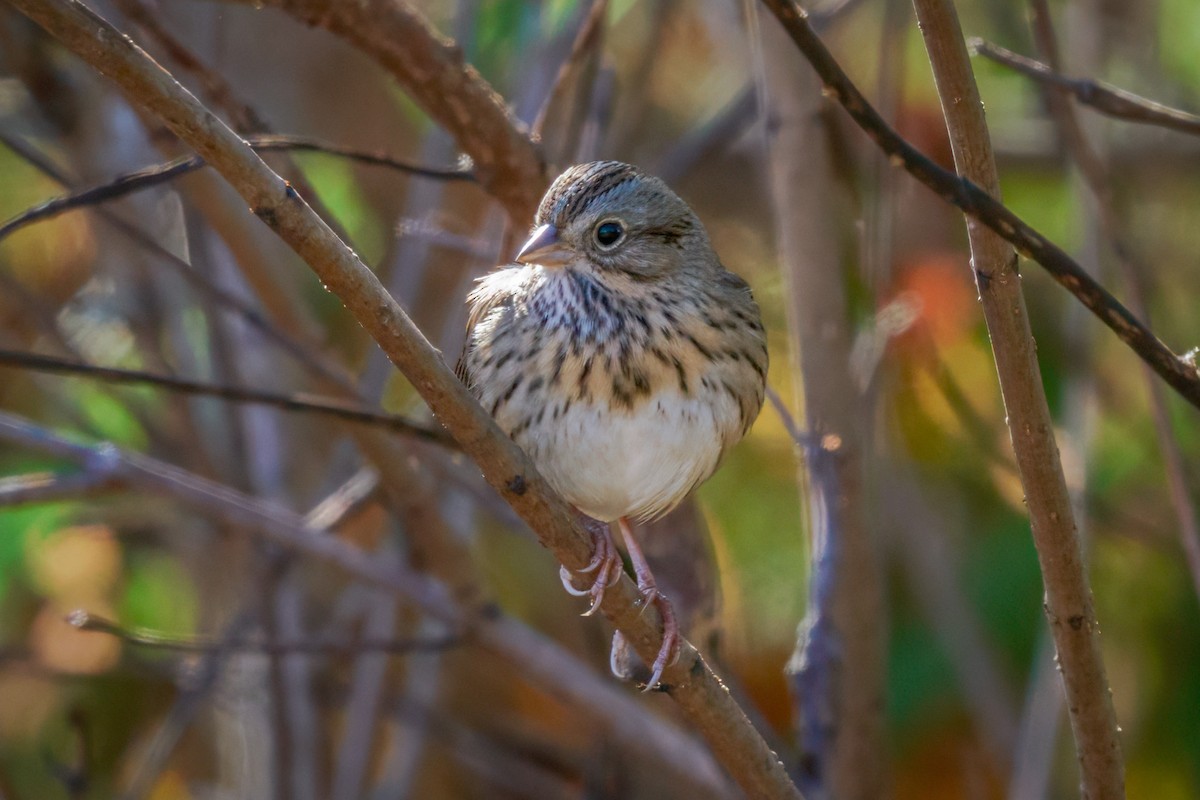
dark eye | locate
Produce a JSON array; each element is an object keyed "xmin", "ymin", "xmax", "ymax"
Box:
[{"xmin": 594, "ymin": 220, "xmax": 624, "ymax": 248}]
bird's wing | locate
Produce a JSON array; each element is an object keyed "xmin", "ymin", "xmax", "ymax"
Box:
[{"xmin": 454, "ymin": 266, "xmax": 525, "ymax": 385}]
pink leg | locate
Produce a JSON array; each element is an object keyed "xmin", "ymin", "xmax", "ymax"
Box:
[
  {"xmin": 617, "ymin": 517, "xmax": 679, "ymax": 689},
  {"xmin": 559, "ymin": 514, "xmax": 623, "ymax": 616}
]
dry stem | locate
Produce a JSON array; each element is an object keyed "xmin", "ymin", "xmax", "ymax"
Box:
[{"xmin": 909, "ymin": 0, "xmax": 1125, "ymax": 795}]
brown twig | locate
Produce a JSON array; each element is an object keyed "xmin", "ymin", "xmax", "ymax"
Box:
[
  {"xmin": 0, "ymin": 348, "xmax": 457, "ymax": 448},
  {"xmin": 0, "ymin": 133, "xmax": 473, "ymax": 242},
  {"xmin": 971, "ymin": 38, "xmax": 1200, "ymax": 138},
  {"xmin": 7, "ymin": 3, "xmax": 796, "ymax": 796},
  {"xmin": 908, "ymin": 1, "xmax": 1124, "ymax": 796},
  {"xmin": 531, "ymin": 0, "xmax": 608, "ymax": 164},
  {"xmin": 758, "ymin": 0, "xmax": 1200, "ymax": 414},
  {"xmin": 67, "ymin": 610, "xmax": 459, "ymax": 655},
  {"xmin": 219, "ymin": 0, "xmax": 547, "ymax": 222}
]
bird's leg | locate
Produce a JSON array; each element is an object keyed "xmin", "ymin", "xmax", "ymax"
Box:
[
  {"xmin": 616, "ymin": 516, "xmax": 680, "ymax": 689},
  {"xmin": 559, "ymin": 513, "xmax": 624, "ymax": 616}
]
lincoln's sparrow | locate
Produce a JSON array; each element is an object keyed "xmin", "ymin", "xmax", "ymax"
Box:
[{"xmin": 459, "ymin": 161, "xmax": 767, "ymax": 687}]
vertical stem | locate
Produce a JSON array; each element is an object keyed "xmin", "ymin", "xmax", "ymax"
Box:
[
  {"xmin": 758, "ymin": 16, "xmax": 885, "ymax": 799},
  {"xmin": 909, "ymin": 1, "xmax": 1125, "ymax": 796}
]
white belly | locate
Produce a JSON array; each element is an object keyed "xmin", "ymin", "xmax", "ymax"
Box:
[{"xmin": 518, "ymin": 389, "xmax": 736, "ymax": 522}]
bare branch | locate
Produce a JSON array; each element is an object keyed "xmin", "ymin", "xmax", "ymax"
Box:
[
  {"xmin": 758, "ymin": 0, "xmax": 1200, "ymax": 413},
  {"xmin": 67, "ymin": 610, "xmax": 459, "ymax": 656},
  {"xmin": 971, "ymin": 38, "xmax": 1200, "ymax": 138},
  {"xmin": 758, "ymin": 13, "xmax": 884, "ymax": 794},
  {"xmin": 0, "ymin": 348, "xmax": 457, "ymax": 448},
  {"xmin": 0, "ymin": 133, "xmax": 473, "ymax": 242},
  {"xmin": 908, "ymin": 1, "xmax": 1124, "ymax": 796},
  {"xmin": 0, "ymin": 131, "xmax": 354, "ymax": 388},
  {"xmin": 531, "ymin": 0, "xmax": 608, "ymax": 163}
]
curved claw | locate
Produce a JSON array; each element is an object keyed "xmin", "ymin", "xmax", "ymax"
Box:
[
  {"xmin": 582, "ymin": 556, "xmax": 622, "ymax": 616},
  {"xmin": 559, "ymin": 565, "xmax": 590, "ymax": 597},
  {"xmin": 560, "ymin": 520, "xmax": 624, "ymax": 616}
]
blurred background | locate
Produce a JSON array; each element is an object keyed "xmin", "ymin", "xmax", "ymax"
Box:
[{"xmin": 0, "ymin": 0, "xmax": 1198, "ymax": 797}]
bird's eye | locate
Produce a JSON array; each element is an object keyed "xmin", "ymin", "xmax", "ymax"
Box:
[{"xmin": 594, "ymin": 220, "xmax": 624, "ymax": 249}]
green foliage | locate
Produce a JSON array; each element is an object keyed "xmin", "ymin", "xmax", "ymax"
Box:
[{"xmin": 118, "ymin": 552, "xmax": 198, "ymax": 639}]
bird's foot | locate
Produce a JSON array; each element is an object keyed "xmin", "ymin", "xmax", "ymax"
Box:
[
  {"xmin": 559, "ymin": 517, "xmax": 623, "ymax": 616},
  {"xmin": 609, "ymin": 590, "xmax": 680, "ymax": 691},
  {"xmin": 636, "ymin": 580, "xmax": 680, "ymax": 690}
]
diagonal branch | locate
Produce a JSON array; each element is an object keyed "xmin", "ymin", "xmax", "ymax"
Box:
[
  {"xmin": 4, "ymin": 1, "xmax": 800, "ymax": 796},
  {"xmin": 759, "ymin": 0, "xmax": 1200, "ymax": 414},
  {"xmin": 217, "ymin": 0, "xmax": 547, "ymax": 222}
]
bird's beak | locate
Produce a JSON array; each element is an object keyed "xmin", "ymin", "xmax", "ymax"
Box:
[{"xmin": 516, "ymin": 224, "xmax": 573, "ymax": 267}]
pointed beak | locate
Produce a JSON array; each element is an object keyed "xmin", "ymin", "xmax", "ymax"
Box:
[{"xmin": 516, "ymin": 224, "xmax": 573, "ymax": 267}]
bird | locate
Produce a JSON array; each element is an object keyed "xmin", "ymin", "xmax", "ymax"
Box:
[{"xmin": 458, "ymin": 161, "xmax": 767, "ymax": 687}]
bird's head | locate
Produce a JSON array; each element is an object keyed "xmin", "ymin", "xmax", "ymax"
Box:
[{"xmin": 516, "ymin": 161, "xmax": 712, "ymax": 281}]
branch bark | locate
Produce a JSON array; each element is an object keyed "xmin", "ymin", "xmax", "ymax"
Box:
[
  {"xmin": 908, "ymin": 1, "xmax": 1125, "ymax": 796},
  {"xmin": 4, "ymin": 1, "xmax": 800, "ymax": 796}
]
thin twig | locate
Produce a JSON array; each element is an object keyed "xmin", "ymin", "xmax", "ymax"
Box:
[
  {"xmin": 0, "ymin": 133, "xmax": 473, "ymax": 242},
  {"xmin": 6, "ymin": 3, "xmax": 799, "ymax": 796},
  {"xmin": 907, "ymin": 1, "xmax": 1124, "ymax": 796},
  {"xmin": 971, "ymin": 39, "xmax": 1200, "ymax": 138},
  {"xmin": 0, "ymin": 348, "xmax": 457, "ymax": 448},
  {"xmin": 758, "ymin": 0, "xmax": 1200, "ymax": 413},
  {"xmin": 303, "ymin": 468, "xmax": 381, "ymax": 530},
  {"xmin": 0, "ymin": 469, "xmax": 119, "ymax": 505},
  {"xmin": 531, "ymin": 0, "xmax": 608, "ymax": 164},
  {"xmin": 67, "ymin": 610, "xmax": 458, "ymax": 655}
]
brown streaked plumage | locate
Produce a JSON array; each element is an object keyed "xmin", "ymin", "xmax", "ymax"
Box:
[{"xmin": 459, "ymin": 161, "xmax": 767, "ymax": 688}]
